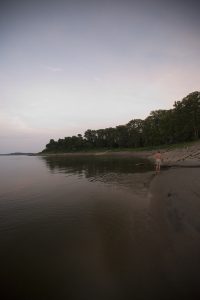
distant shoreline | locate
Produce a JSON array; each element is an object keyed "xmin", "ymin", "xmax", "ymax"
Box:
[
  {"xmin": 38, "ymin": 150, "xmax": 153, "ymax": 158},
  {"xmin": 0, "ymin": 153, "xmax": 35, "ymax": 156}
]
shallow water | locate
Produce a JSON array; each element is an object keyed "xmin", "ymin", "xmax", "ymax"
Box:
[{"xmin": 0, "ymin": 155, "xmax": 179, "ymax": 299}]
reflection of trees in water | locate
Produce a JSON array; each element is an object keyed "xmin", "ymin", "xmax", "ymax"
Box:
[{"xmin": 41, "ymin": 156, "xmax": 152, "ymax": 184}]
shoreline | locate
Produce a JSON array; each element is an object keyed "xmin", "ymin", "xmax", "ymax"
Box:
[{"xmin": 38, "ymin": 141, "xmax": 200, "ymax": 168}]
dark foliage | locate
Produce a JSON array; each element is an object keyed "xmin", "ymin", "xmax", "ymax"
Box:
[{"xmin": 42, "ymin": 91, "xmax": 200, "ymax": 152}]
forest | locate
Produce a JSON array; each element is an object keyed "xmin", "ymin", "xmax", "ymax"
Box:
[{"xmin": 42, "ymin": 91, "xmax": 200, "ymax": 153}]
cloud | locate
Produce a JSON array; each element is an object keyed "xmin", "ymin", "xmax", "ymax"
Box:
[{"xmin": 42, "ymin": 65, "xmax": 63, "ymax": 72}]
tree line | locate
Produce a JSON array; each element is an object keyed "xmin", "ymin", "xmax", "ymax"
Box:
[{"xmin": 42, "ymin": 91, "xmax": 200, "ymax": 153}]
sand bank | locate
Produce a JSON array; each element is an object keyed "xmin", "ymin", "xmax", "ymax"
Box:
[
  {"xmin": 148, "ymin": 166, "xmax": 200, "ymax": 297},
  {"xmin": 40, "ymin": 140, "xmax": 200, "ymax": 165}
]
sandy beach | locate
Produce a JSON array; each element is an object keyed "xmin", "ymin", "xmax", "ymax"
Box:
[
  {"xmin": 146, "ymin": 142, "xmax": 200, "ymax": 297},
  {"xmin": 147, "ymin": 165, "xmax": 200, "ymax": 297}
]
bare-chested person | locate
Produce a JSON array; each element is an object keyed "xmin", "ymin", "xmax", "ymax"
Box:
[{"xmin": 154, "ymin": 150, "xmax": 162, "ymax": 174}]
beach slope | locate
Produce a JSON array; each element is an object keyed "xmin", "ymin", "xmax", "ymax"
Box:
[{"xmin": 149, "ymin": 166, "xmax": 200, "ymax": 297}]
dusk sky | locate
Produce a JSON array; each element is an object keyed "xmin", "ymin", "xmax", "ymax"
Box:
[{"xmin": 1, "ymin": 0, "xmax": 200, "ymax": 153}]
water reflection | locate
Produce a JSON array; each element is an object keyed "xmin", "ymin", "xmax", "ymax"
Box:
[
  {"xmin": 1, "ymin": 155, "xmax": 174, "ymax": 300},
  {"xmin": 41, "ymin": 155, "xmax": 153, "ymax": 185}
]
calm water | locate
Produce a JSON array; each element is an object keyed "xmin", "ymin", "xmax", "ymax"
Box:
[{"xmin": 0, "ymin": 155, "xmax": 179, "ymax": 299}]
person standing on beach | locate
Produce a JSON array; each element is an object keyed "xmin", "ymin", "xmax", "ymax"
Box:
[{"xmin": 155, "ymin": 150, "xmax": 162, "ymax": 174}]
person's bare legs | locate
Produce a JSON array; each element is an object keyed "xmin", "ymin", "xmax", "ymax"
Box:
[{"xmin": 155, "ymin": 163, "xmax": 160, "ymax": 174}]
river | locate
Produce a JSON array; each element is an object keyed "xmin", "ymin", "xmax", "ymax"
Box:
[{"xmin": 0, "ymin": 154, "xmax": 186, "ymax": 299}]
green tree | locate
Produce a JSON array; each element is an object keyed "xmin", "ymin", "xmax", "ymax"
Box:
[
  {"xmin": 173, "ymin": 91, "xmax": 200, "ymax": 141},
  {"xmin": 126, "ymin": 119, "xmax": 144, "ymax": 147},
  {"xmin": 84, "ymin": 130, "xmax": 97, "ymax": 148},
  {"xmin": 115, "ymin": 125, "xmax": 129, "ymax": 147},
  {"xmin": 44, "ymin": 139, "xmax": 57, "ymax": 152},
  {"xmin": 42, "ymin": 91, "xmax": 200, "ymax": 153}
]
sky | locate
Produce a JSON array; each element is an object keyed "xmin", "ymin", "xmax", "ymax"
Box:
[{"xmin": 0, "ymin": 0, "xmax": 200, "ymax": 153}]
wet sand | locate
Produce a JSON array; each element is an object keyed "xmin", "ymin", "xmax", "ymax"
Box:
[{"xmin": 148, "ymin": 166, "xmax": 200, "ymax": 298}]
